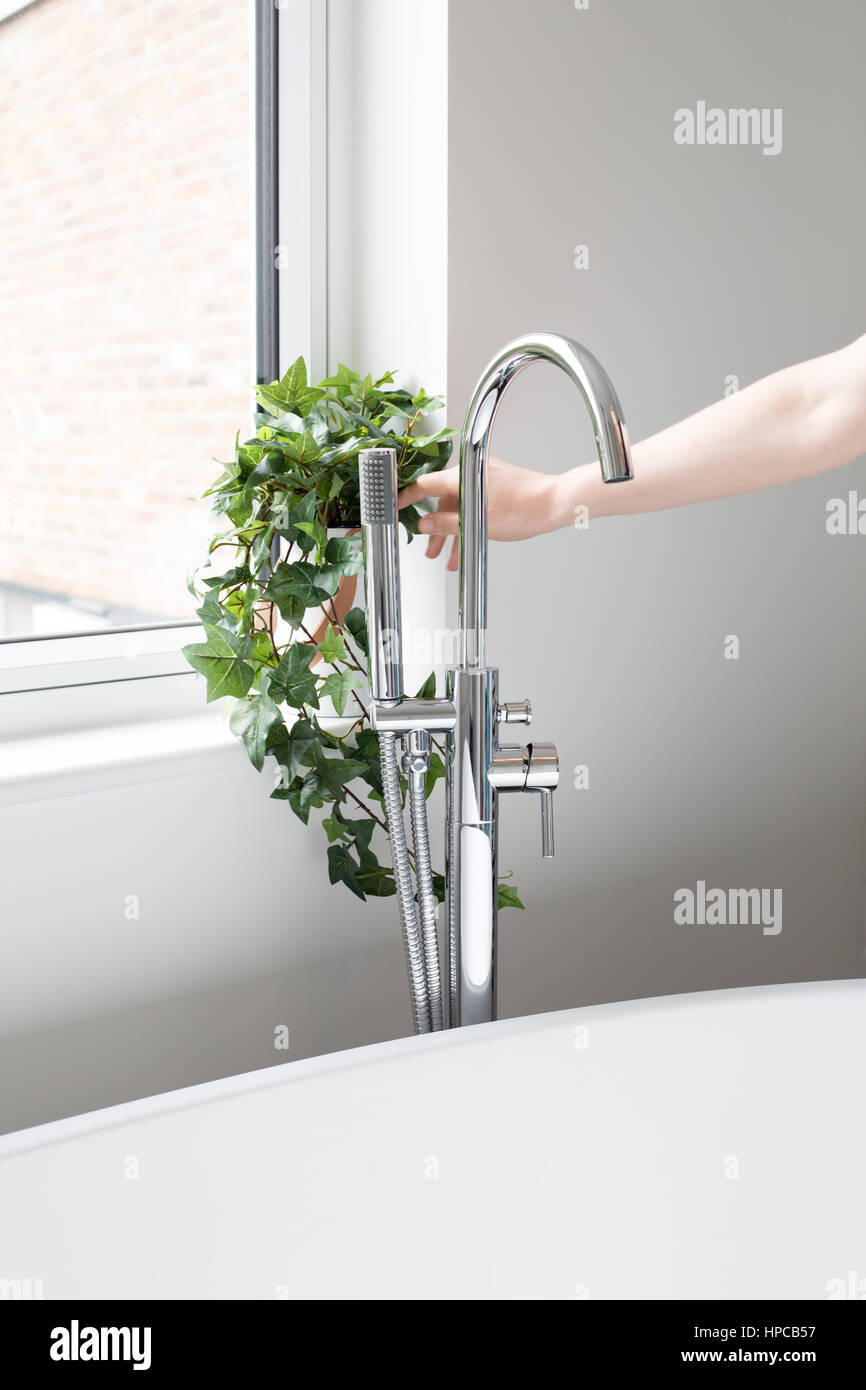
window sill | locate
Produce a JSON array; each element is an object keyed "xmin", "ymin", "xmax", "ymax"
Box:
[{"xmin": 0, "ymin": 712, "xmax": 240, "ymax": 806}]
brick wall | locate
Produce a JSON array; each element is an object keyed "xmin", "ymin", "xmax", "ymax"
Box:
[{"xmin": 0, "ymin": 0, "xmax": 251, "ymax": 622}]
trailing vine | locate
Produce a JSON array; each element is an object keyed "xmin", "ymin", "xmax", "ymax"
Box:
[{"xmin": 184, "ymin": 357, "xmax": 523, "ymax": 910}]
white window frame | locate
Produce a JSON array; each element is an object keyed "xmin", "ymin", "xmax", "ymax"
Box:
[
  {"xmin": 0, "ymin": 625, "xmax": 199, "ymax": 696},
  {"xmin": 0, "ymin": 0, "xmax": 328, "ymax": 704}
]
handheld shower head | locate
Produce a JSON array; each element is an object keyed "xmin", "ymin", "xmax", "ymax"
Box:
[
  {"xmin": 359, "ymin": 447, "xmax": 399, "ymax": 526},
  {"xmin": 359, "ymin": 448, "xmax": 404, "ymax": 703}
]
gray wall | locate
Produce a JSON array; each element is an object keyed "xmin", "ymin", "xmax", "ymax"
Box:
[{"xmin": 447, "ymin": 0, "xmax": 866, "ymax": 1017}]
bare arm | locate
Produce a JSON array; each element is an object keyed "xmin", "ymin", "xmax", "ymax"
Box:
[{"xmin": 399, "ymin": 333, "xmax": 866, "ymax": 569}]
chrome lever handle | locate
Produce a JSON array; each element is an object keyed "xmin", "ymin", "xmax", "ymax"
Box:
[
  {"xmin": 537, "ymin": 787, "xmax": 555, "ymax": 859},
  {"xmin": 488, "ymin": 739, "xmax": 558, "ymax": 859},
  {"xmin": 525, "ymin": 742, "xmax": 558, "ymax": 861}
]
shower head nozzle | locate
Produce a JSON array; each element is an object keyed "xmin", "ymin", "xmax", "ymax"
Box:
[{"xmin": 359, "ymin": 448, "xmax": 398, "ymax": 526}]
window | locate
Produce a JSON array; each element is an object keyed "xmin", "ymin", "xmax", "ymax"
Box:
[{"xmin": 0, "ymin": 0, "xmax": 252, "ymax": 643}]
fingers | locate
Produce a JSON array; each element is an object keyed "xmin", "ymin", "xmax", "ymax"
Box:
[
  {"xmin": 397, "ymin": 465, "xmax": 459, "ymax": 509},
  {"xmin": 424, "ymin": 532, "xmax": 459, "ymax": 566},
  {"xmin": 401, "ymin": 465, "xmax": 459, "ymax": 565},
  {"xmin": 417, "ymin": 507, "xmax": 458, "ymax": 537}
]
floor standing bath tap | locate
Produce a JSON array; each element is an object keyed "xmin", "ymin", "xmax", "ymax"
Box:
[{"xmin": 361, "ymin": 332, "xmax": 633, "ymax": 1031}]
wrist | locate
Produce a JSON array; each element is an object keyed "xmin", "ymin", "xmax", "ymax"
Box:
[{"xmin": 548, "ymin": 464, "xmax": 611, "ymax": 531}]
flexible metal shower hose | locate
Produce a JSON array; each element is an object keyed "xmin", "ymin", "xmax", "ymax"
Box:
[{"xmin": 378, "ymin": 732, "xmax": 431, "ymax": 1034}]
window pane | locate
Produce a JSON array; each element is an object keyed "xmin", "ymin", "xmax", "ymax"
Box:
[{"xmin": 0, "ymin": 0, "xmax": 251, "ymax": 637}]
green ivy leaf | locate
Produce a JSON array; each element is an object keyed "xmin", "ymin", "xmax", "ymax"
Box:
[
  {"xmin": 224, "ymin": 585, "xmax": 259, "ymax": 627},
  {"xmin": 319, "ymin": 363, "xmax": 361, "ymax": 397},
  {"xmin": 322, "ymin": 535, "xmax": 362, "ymax": 576},
  {"xmin": 349, "ymin": 727, "xmax": 384, "ymax": 798},
  {"xmin": 317, "ymin": 625, "xmax": 347, "ymax": 665},
  {"xmin": 226, "ymin": 492, "xmax": 254, "ymax": 527},
  {"xmin": 313, "ymin": 564, "xmax": 345, "ymax": 599},
  {"xmin": 272, "ymin": 590, "xmax": 307, "ymax": 628},
  {"xmin": 183, "ymin": 626, "xmax": 254, "ymax": 702},
  {"xmin": 284, "ymin": 781, "xmax": 311, "ymax": 822},
  {"xmin": 399, "ymin": 504, "xmax": 423, "ymax": 538},
  {"xmin": 294, "ymin": 517, "xmax": 327, "ymax": 549},
  {"xmin": 249, "ymin": 531, "xmax": 274, "ymax": 574},
  {"xmin": 343, "ymin": 607, "xmax": 368, "ymax": 657},
  {"xmin": 322, "ymin": 814, "xmax": 348, "ymax": 844},
  {"xmin": 280, "ymin": 355, "xmax": 307, "ymax": 397},
  {"xmin": 254, "ymin": 382, "xmax": 294, "ymax": 416},
  {"xmin": 274, "ymin": 492, "xmax": 318, "ymax": 553},
  {"xmin": 230, "ymin": 685, "xmax": 281, "ymax": 771},
  {"xmin": 279, "ymin": 430, "xmax": 322, "ymax": 466},
  {"xmin": 498, "ymin": 883, "xmax": 525, "ymax": 911},
  {"xmin": 263, "ymin": 561, "xmax": 331, "ymax": 625},
  {"xmin": 327, "ymin": 843, "xmax": 364, "ymax": 899},
  {"xmin": 269, "ymin": 644, "xmax": 320, "ymax": 709},
  {"xmin": 311, "ymin": 398, "xmax": 351, "ymax": 432},
  {"xmin": 267, "ymin": 410, "xmax": 306, "ymax": 435},
  {"xmin": 251, "ymin": 630, "xmax": 277, "ymax": 665},
  {"xmin": 195, "ymin": 592, "xmax": 237, "ymax": 634},
  {"xmin": 243, "ymin": 447, "xmax": 287, "ymax": 492},
  {"xmin": 406, "ymin": 428, "xmax": 452, "ymax": 454},
  {"xmin": 333, "ymin": 810, "xmax": 375, "ymax": 853},
  {"xmin": 425, "ymin": 750, "xmax": 446, "ymax": 797},
  {"xmin": 255, "ymin": 373, "xmax": 325, "ymax": 420},
  {"xmin": 355, "ymin": 855, "xmax": 396, "ymax": 898},
  {"xmin": 299, "ymin": 770, "xmax": 332, "ymax": 811},
  {"xmin": 410, "ymin": 389, "xmax": 446, "ymax": 416},
  {"xmin": 321, "ymin": 669, "xmax": 364, "ymax": 716},
  {"xmin": 268, "ymin": 716, "xmax": 321, "ymax": 783},
  {"xmin": 201, "ymin": 563, "xmax": 251, "ymax": 591},
  {"xmin": 415, "ymin": 671, "xmax": 436, "ymax": 699},
  {"xmin": 315, "ymin": 435, "xmax": 370, "ymax": 466},
  {"xmin": 312, "ymin": 754, "xmax": 368, "ymax": 798}
]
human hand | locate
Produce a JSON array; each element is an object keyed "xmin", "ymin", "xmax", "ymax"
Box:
[{"xmin": 398, "ymin": 457, "xmax": 563, "ymax": 570}]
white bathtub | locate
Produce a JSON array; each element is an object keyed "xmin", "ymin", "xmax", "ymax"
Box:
[{"xmin": 0, "ymin": 979, "xmax": 863, "ymax": 1300}]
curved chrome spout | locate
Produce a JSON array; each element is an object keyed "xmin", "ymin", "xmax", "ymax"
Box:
[{"xmin": 458, "ymin": 332, "xmax": 633, "ymax": 668}]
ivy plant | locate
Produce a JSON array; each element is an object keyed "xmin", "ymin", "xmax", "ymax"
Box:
[{"xmin": 184, "ymin": 357, "xmax": 524, "ymax": 911}]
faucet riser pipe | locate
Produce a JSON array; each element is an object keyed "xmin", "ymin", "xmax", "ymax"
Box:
[{"xmin": 446, "ymin": 667, "xmax": 499, "ymax": 1027}]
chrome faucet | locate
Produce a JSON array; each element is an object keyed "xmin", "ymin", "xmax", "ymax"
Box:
[{"xmin": 361, "ymin": 332, "xmax": 633, "ymax": 1031}]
